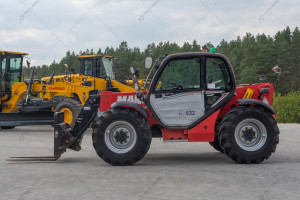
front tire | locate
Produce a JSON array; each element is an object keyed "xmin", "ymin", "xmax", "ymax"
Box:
[
  {"xmin": 219, "ymin": 106, "xmax": 279, "ymax": 164},
  {"xmin": 92, "ymin": 108, "xmax": 151, "ymax": 166},
  {"xmin": 54, "ymin": 98, "xmax": 82, "ymax": 128}
]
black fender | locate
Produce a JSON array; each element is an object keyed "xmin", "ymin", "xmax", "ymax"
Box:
[
  {"xmin": 111, "ymin": 101, "xmax": 149, "ymax": 118},
  {"xmin": 235, "ymin": 99, "xmax": 276, "ymax": 115}
]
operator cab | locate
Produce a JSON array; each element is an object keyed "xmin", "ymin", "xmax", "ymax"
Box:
[
  {"xmin": 78, "ymin": 55, "xmax": 115, "ymax": 79},
  {"xmin": 146, "ymin": 52, "xmax": 236, "ymax": 129},
  {"xmin": 0, "ymin": 50, "xmax": 28, "ymax": 101}
]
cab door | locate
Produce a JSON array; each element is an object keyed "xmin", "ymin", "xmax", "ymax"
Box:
[
  {"xmin": 204, "ymin": 57, "xmax": 234, "ymax": 111},
  {"xmin": 147, "ymin": 56, "xmax": 204, "ymax": 128},
  {"xmin": 0, "ymin": 54, "xmax": 23, "ymax": 101},
  {"xmin": 147, "ymin": 53, "xmax": 235, "ymax": 129}
]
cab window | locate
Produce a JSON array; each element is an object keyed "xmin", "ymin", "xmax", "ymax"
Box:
[
  {"xmin": 9, "ymin": 57, "xmax": 22, "ymax": 84},
  {"xmin": 155, "ymin": 58, "xmax": 201, "ymax": 91},
  {"xmin": 83, "ymin": 60, "xmax": 93, "ymax": 76},
  {"xmin": 206, "ymin": 57, "xmax": 230, "ymax": 90}
]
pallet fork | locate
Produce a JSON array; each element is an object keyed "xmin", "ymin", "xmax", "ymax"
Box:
[{"xmin": 6, "ymin": 95, "xmax": 100, "ymax": 162}]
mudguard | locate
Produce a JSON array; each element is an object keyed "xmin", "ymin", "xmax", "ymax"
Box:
[
  {"xmin": 235, "ymin": 99, "xmax": 276, "ymax": 115},
  {"xmin": 111, "ymin": 101, "xmax": 149, "ymax": 118}
]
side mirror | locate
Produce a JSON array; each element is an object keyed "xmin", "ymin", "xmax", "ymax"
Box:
[
  {"xmin": 272, "ymin": 65, "xmax": 282, "ymax": 85},
  {"xmin": 130, "ymin": 66, "xmax": 139, "ymax": 77},
  {"xmin": 26, "ymin": 60, "xmax": 30, "ymax": 68},
  {"xmin": 145, "ymin": 57, "xmax": 152, "ymax": 69},
  {"xmin": 130, "ymin": 66, "xmax": 135, "ymax": 75},
  {"xmin": 134, "ymin": 82, "xmax": 139, "ymax": 91},
  {"xmin": 64, "ymin": 64, "xmax": 69, "ymax": 75},
  {"xmin": 130, "ymin": 66, "xmax": 140, "ymax": 90},
  {"xmin": 272, "ymin": 66, "xmax": 281, "ymax": 74}
]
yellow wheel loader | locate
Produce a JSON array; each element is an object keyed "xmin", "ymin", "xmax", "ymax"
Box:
[
  {"xmin": 0, "ymin": 50, "xmax": 141, "ymax": 128},
  {"xmin": 40, "ymin": 55, "xmax": 138, "ymax": 105}
]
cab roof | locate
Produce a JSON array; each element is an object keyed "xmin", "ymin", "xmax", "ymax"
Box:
[
  {"xmin": 77, "ymin": 54, "xmax": 113, "ymax": 59},
  {"xmin": 0, "ymin": 50, "xmax": 28, "ymax": 56}
]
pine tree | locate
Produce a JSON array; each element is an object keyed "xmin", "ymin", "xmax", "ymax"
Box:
[{"xmin": 25, "ymin": 27, "xmax": 299, "ymax": 94}]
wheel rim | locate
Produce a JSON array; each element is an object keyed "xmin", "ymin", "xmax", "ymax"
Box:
[
  {"xmin": 234, "ymin": 118, "xmax": 267, "ymax": 151},
  {"xmin": 105, "ymin": 121, "xmax": 137, "ymax": 154},
  {"xmin": 60, "ymin": 108, "xmax": 73, "ymax": 125}
]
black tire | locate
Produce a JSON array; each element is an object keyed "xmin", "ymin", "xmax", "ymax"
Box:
[
  {"xmin": 54, "ymin": 98, "xmax": 82, "ymax": 128},
  {"xmin": 209, "ymin": 131, "xmax": 224, "ymax": 153},
  {"xmin": 92, "ymin": 108, "xmax": 152, "ymax": 166},
  {"xmin": 219, "ymin": 106, "xmax": 279, "ymax": 164},
  {"xmin": 209, "ymin": 123, "xmax": 223, "ymax": 153},
  {"xmin": 1, "ymin": 126, "xmax": 15, "ymax": 129}
]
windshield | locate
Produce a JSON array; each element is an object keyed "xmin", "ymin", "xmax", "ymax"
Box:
[
  {"xmin": 10, "ymin": 57, "xmax": 22, "ymax": 71},
  {"xmin": 102, "ymin": 57, "xmax": 115, "ymax": 79},
  {"xmin": 81, "ymin": 57, "xmax": 115, "ymax": 79}
]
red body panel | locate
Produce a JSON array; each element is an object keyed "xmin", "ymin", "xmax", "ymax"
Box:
[
  {"xmin": 187, "ymin": 110, "xmax": 220, "ymax": 142},
  {"xmin": 99, "ymin": 82, "xmax": 273, "ymax": 143},
  {"xmin": 100, "ymin": 91, "xmax": 158, "ymax": 126},
  {"xmin": 161, "ymin": 110, "xmax": 219, "ymax": 142},
  {"xmin": 218, "ymin": 83, "xmax": 274, "ymax": 120}
]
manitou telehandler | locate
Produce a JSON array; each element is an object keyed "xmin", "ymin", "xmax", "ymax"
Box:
[
  {"xmin": 7, "ymin": 50, "xmax": 280, "ymax": 164},
  {"xmin": 0, "ymin": 50, "xmax": 141, "ymax": 128}
]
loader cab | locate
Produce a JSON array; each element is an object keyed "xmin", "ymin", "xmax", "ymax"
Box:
[
  {"xmin": 78, "ymin": 55, "xmax": 115, "ymax": 79},
  {"xmin": 146, "ymin": 52, "xmax": 236, "ymax": 129},
  {"xmin": 0, "ymin": 50, "xmax": 27, "ymax": 102}
]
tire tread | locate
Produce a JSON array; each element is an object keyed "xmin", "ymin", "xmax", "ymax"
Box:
[
  {"xmin": 219, "ymin": 105, "xmax": 279, "ymax": 164},
  {"xmin": 92, "ymin": 108, "xmax": 151, "ymax": 166}
]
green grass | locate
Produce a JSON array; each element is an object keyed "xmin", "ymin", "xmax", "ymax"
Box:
[{"xmin": 272, "ymin": 92, "xmax": 300, "ymax": 123}]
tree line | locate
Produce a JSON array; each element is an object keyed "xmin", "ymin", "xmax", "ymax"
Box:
[{"xmin": 23, "ymin": 26, "xmax": 300, "ymax": 94}]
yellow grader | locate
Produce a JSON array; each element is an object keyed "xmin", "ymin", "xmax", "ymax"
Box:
[{"xmin": 0, "ymin": 50, "xmax": 140, "ymax": 128}]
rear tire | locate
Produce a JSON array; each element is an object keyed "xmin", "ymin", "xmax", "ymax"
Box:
[
  {"xmin": 209, "ymin": 123, "xmax": 224, "ymax": 153},
  {"xmin": 209, "ymin": 132, "xmax": 224, "ymax": 153},
  {"xmin": 54, "ymin": 98, "xmax": 82, "ymax": 128},
  {"xmin": 92, "ymin": 108, "xmax": 151, "ymax": 166},
  {"xmin": 219, "ymin": 106, "xmax": 279, "ymax": 164}
]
